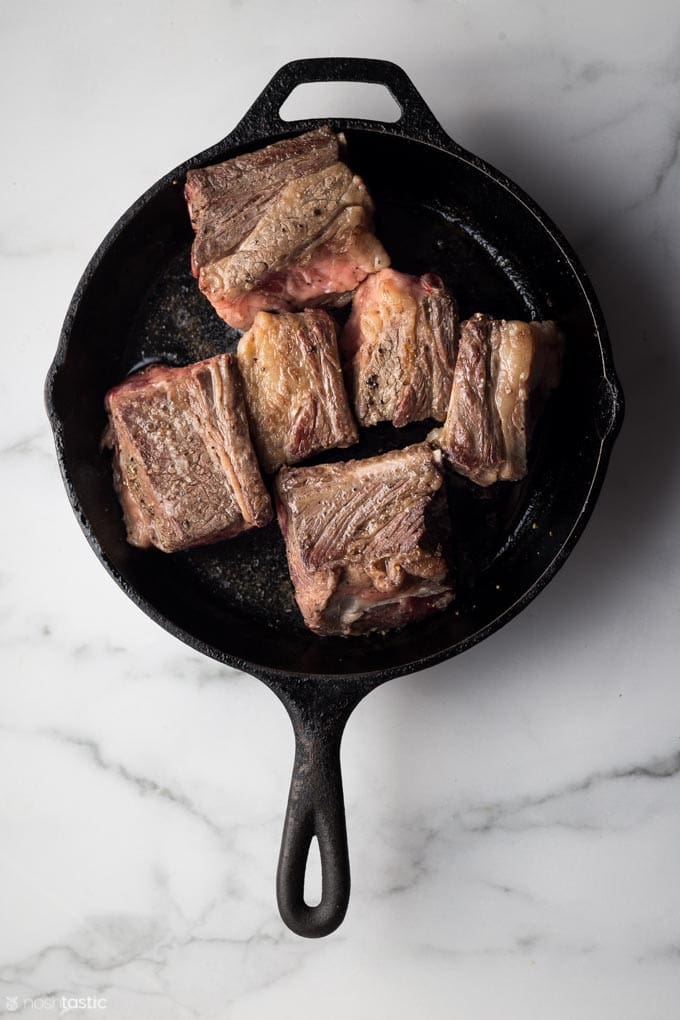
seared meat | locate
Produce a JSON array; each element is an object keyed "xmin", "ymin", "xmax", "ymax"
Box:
[
  {"xmin": 341, "ymin": 269, "xmax": 458, "ymax": 427},
  {"xmin": 237, "ymin": 309, "xmax": 358, "ymax": 473},
  {"xmin": 430, "ymin": 314, "xmax": 562, "ymax": 485},
  {"xmin": 185, "ymin": 126, "xmax": 390, "ymax": 330},
  {"xmin": 104, "ymin": 355, "xmax": 271, "ymax": 552},
  {"xmin": 275, "ymin": 443, "xmax": 454, "ymax": 636}
]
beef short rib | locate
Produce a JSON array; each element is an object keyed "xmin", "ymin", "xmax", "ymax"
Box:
[
  {"xmin": 185, "ymin": 126, "xmax": 390, "ymax": 330},
  {"xmin": 430, "ymin": 313, "xmax": 562, "ymax": 486},
  {"xmin": 275, "ymin": 443, "xmax": 454, "ymax": 636},
  {"xmin": 341, "ymin": 269, "xmax": 459, "ymax": 427},
  {"xmin": 104, "ymin": 355, "xmax": 272, "ymax": 553},
  {"xmin": 237, "ymin": 309, "xmax": 358, "ymax": 474}
]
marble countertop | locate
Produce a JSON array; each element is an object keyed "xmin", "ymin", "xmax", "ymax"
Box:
[{"xmin": 2, "ymin": 1, "xmax": 679, "ymax": 1017}]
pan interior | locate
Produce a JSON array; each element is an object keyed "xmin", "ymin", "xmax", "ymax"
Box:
[{"xmin": 50, "ymin": 128, "xmax": 608, "ymax": 677}]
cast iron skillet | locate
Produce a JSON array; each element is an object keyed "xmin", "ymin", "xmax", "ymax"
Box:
[{"xmin": 45, "ymin": 58, "xmax": 624, "ymax": 938}]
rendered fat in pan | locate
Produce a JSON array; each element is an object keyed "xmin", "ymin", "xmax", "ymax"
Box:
[{"xmin": 45, "ymin": 58, "xmax": 624, "ymax": 938}]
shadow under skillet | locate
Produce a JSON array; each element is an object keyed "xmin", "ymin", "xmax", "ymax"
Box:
[{"xmin": 373, "ymin": 95, "xmax": 677, "ymax": 706}]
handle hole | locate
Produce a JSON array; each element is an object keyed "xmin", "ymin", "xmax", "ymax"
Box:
[
  {"xmin": 303, "ymin": 835, "xmax": 322, "ymax": 907},
  {"xmin": 280, "ymin": 82, "xmax": 402, "ymax": 124}
]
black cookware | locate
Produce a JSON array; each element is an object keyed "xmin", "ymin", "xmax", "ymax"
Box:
[{"xmin": 45, "ymin": 58, "xmax": 624, "ymax": 938}]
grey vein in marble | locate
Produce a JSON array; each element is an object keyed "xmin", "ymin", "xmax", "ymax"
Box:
[
  {"xmin": 10, "ymin": 728, "xmax": 226, "ymax": 840},
  {"xmin": 458, "ymin": 749, "xmax": 680, "ymax": 834}
]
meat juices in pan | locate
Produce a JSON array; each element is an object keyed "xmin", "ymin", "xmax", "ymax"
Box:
[
  {"xmin": 185, "ymin": 126, "xmax": 391, "ymax": 330},
  {"xmin": 430, "ymin": 313, "xmax": 563, "ymax": 486},
  {"xmin": 275, "ymin": 443, "xmax": 454, "ymax": 637},
  {"xmin": 341, "ymin": 268, "xmax": 459, "ymax": 427},
  {"xmin": 237, "ymin": 309, "xmax": 359, "ymax": 474},
  {"xmin": 103, "ymin": 355, "xmax": 272, "ymax": 553}
]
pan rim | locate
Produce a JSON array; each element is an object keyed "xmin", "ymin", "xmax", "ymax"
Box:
[{"xmin": 45, "ymin": 117, "xmax": 624, "ymax": 683}]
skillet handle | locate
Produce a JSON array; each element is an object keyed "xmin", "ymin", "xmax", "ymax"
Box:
[
  {"xmin": 232, "ymin": 57, "xmax": 452, "ymax": 147},
  {"xmin": 275, "ymin": 680, "xmax": 369, "ymax": 938}
]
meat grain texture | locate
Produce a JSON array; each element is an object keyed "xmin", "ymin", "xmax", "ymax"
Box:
[
  {"xmin": 341, "ymin": 268, "xmax": 459, "ymax": 427},
  {"xmin": 430, "ymin": 313, "xmax": 562, "ymax": 485},
  {"xmin": 237, "ymin": 309, "xmax": 358, "ymax": 473},
  {"xmin": 104, "ymin": 355, "xmax": 272, "ymax": 553},
  {"xmin": 275, "ymin": 443, "xmax": 454, "ymax": 636},
  {"xmin": 185, "ymin": 127, "xmax": 390, "ymax": 330}
]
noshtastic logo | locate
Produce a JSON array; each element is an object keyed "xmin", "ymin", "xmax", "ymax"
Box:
[{"xmin": 5, "ymin": 996, "xmax": 108, "ymax": 1014}]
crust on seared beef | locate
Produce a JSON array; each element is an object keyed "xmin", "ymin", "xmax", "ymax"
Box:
[
  {"xmin": 237, "ymin": 309, "xmax": 358, "ymax": 473},
  {"xmin": 275, "ymin": 443, "xmax": 454, "ymax": 636},
  {"xmin": 341, "ymin": 268, "xmax": 459, "ymax": 427},
  {"xmin": 104, "ymin": 355, "xmax": 271, "ymax": 553},
  {"xmin": 185, "ymin": 127, "xmax": 390, "ymax": 330},
  {"xmin": 430, "ymin": 314, "xmax": 562, "ymax": 485}
]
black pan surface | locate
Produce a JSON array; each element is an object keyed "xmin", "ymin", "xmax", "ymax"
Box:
[{"xmin": 45, "ymin": 58, "xmax": 623, "ymax": 937}]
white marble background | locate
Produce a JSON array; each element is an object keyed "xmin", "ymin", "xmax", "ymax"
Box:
[{"xmin": 1, "ymin": 1, "xmax": 679, "ymax": 1017}]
